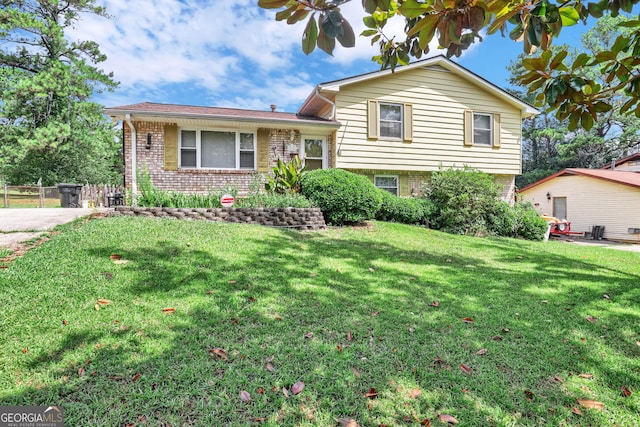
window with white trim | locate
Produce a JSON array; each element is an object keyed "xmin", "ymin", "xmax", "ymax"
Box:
[
  {"xmin": 179, "ymin": 129, "xmax": 255, "ymax": 169},
  {"xmin": 379, "ymin": 103, "xmax": 403, "ymax": 139},
  {"xmin": 301, "ymin": 136, "xmax": 327, "ymax": 171},
  {"xmin": 374, "ymin": 176, "xmax": 399, "ymax": 196},
  {"xmin": 473, "ymin": 113, "xmax": 493, "ymax": 145}
]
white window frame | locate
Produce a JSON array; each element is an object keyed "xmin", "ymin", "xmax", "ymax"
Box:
[
  {"xmin": 379, "ymin": 102, "xmax": 403, "ymax": 140},
  {"xmin": 300, "ymin": 136, "xmax": 328, "ymax": 170},
  {"xmin": 178, "ymin": 128, "xmax": 256, "ymax": 170},
  {"xmin": 473, "ymin": 112, "xmax": 493, "ymax": 146},
  {"xmin": 374, "ymin": 175, "xmax": 399, "ymax": 196}
]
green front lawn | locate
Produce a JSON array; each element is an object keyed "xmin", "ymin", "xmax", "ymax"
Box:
[{"xmin": 0, "ymin": 218, "xmax": 638, "ymax": 426}]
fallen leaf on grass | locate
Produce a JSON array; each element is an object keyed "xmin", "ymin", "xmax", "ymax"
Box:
[
  {"xmin": 132, "ymin": 373, "xmax": 141, "ymax": 382},
  {"xmin": 541, "ymin": 300, "xmax": 549, "ymax": 303},
  {"xmin": 572, "ymin": 407, "xmax": 582, "ymax": 415},
  {"xmin": 291, "ymin": 381, "xmax": 304, "ymax": 395},
  {"xmin": 257, "ymin": 387, "xmax": 264, "ymax": 394},
  {"xmin": 346, "ymin": 331, "xmax": 353, "ymax": 341},
  {"xmin": 586, "ymin": 316, "xmax": 597, "ymax": 323},
  {"xmin": 409, "ymin": 388, "xmax": 422, "ymax": 398},
  {"xmin": 459, "ymin": 364, "xmax": 472, "ymax": 374},
  {"xmin": 228, "ymin": 280, "xmax": 237, "ymax": 284},
  {"xmin": 337, "ymin": 345, "xmax": 343, "ymax": 353},
  {"xmin": 239, "ymin": 390, "xmax": 251, "ymax": 402},
  {"xmin": 461, "ymin": 317, "xmax": 474, "ymax": 323},
  {"xmin": 524, "ymin": 390, "xmax": 534, "ymax": 400},
  {"xmin": 368, "ymin": 268, "xmax": 375, "ymax": 272},
  {"xmin": 365, "ymin": 388, "xmax": 378, "ymax": 398},
  {"xmin": 431, "ymin": 301, "xmax": 439, "ymax": 307},
  {"xmin": 265, "ymin": 362, "xmax": 275, "ymax": 372},
  {"xmin": 162, "ymin": 307, "xmax": 175, "ymax": 314},
  {"xmin": 282, "ymin": 387, "xmax": 290, "ymax": 399},
  {"xmin": 578, "ymin": 374, "xmax": 594, "ymax": 379},
  {"xmin": 337, "ymin": 418, "xmax": 360, "ymax": 427},
  {"xmin": 603, "ymin": 294, "xmax": 610, "ymax": 300},
  {"xmin": 274, "ymin": 315, "xmax": 282, "ymax": 321},
  {"xmin": 553, "ymin": 375, "xmax": 564, "ymax": 383},
  {"xmin": 438, "ymin": 414, "xmax": 458, "ymax": 424},
  {"xmin": 209, "ymin": 348, "xmax": 228, "ymax": 361},
  {"xmin": 21, "ymin": 348, "xmax": 27, "ymax": 354},
  {"xmin": 78, "ymin": 367, "xmax": 86, "ymax": 377},
  {"xmin": 621, "ymin": 386, "xmax": 632, "ymax": 397},
  {"xmin": 97, "ymin": 299, "xmax": 112, "ymax": 306},
  {"xmin": 476, "ymin": 348, "xmax": 488, "ymax": 355},
  {"xmin": 100, "ymin": 272, "xmax": 113, "ymax": 280},
  {"xmin": 247, "ymin": 296, "xmax": 256, "ymax": 302},
  {"xmin": 109, "ymin": 254, "xmax": 122, "ymax": 260},
  {"xmin": 304, "ymin": 332, "xmax": 314, "ymax": 339},
  {"xmin": 577, "ymin": 399, "xmax": 604, "ymax": 410},
  {"xmin": 62, "ymin": 319, "xmax": 68, "ymax": 325},
  {"xmin": 492, "ymin": 335, "xmax": 503, "ymax": 341},
  {"xmin": 408, "ymin": 327, "xmax": 415, "ymax": 333}
]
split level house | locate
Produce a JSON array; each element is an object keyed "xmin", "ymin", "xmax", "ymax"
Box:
[
  {"xmin": 104, "ymin": 55, "xmax": 539, "ymax": 202},
  {"xmin": 519, "ymin": 153, "xmax": 640, "ymax": 242}
]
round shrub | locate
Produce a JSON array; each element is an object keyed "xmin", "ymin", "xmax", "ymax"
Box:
[
  {"xmin": 301, "ymin": 169, "xmax": 382, "ymax": 225},
  {"xmin": 513, "ymin": 202, "xmax": 549, "ymax": 241},
  {"xmin": 487, "ymin": 200, "xmax": 518, "ymax": 237},
  {"xmin": 375, "ymin": 189, "xmax": 430, "ymax": 225}
]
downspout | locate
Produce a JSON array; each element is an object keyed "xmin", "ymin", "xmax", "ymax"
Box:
[
  {"xmin": 315, "ymin": 87, "xmax": 336, "ymax": 120},
  {"xmin": 124, "ymin": 114, "xmax": 137, "ymax": 206}
]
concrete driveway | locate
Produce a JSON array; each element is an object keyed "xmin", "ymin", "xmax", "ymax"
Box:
[{"xmin": 0, "ymin": 208, "xmax": 110, "ymax": 248}]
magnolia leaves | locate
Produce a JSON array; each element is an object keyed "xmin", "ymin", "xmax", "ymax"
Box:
[{"xmin": 302, "ymin": 10, "xmax": 355, "ymax": 55}]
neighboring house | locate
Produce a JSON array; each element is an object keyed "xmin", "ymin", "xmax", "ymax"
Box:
[
  {"xmin": 104, "ymin": 55, "xmax": 538, "ymax": 201},
  {"xmin": 601, "ymin": 152, "xmax": 640, "ymax": 172},
  {"xmin": 519, "ymin": 168, "xmax": 640, "ymax": 242}
]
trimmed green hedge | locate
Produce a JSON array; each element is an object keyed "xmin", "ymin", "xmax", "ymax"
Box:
[
  {"xmin": 376, "ymin": 189, "xmax": 431, "ymax": 226},
  {"xmin": 301, "ymin": 169, "xmax": 382, "ymax": 225}
]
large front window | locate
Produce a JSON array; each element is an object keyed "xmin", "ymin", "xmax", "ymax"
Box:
[
  {"xmin": 179, "ymin": 129, "xmax": 255, "ymax": 169},
  {"xmin": 379, "ymin": 103, "xmax": 403, "ymax": 139}
]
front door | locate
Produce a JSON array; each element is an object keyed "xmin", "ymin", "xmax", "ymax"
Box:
[{"xmin": 553, "ymin": 197, "xmax": 567, "ymax": 220}]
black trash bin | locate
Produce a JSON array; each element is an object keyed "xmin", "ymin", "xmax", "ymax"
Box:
[{"xmin": 58, "ymin": 183, "xmax": 83, "ymax": 208}]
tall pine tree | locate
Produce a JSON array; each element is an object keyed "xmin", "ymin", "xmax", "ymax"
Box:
[{"xmin": 0, "ymin": 0, "xmax": 121, "ymax": 185}]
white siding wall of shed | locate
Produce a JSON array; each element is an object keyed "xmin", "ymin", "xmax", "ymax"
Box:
[
  {"xmin": 520, "ymin": 175, "xmax": 640, "ymax": 242},
  {"xmin": 333, "ymin": 66, "xmax": 523, "ymax": 175}
]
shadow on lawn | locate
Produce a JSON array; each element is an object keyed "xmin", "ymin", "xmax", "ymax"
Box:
[{"xmin": 2, "ymin": 219, "xmax": 639, "ymax": 425}]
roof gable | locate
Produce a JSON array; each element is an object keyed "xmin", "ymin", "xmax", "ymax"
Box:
[
  {"xmin": 601, "ymin": 153, "xmax": 640, "ymax": 170},
  {"xmin": 520, "ymin": 168, "xmax": 640, "ymax": 192},
  {"xmin": 297, "ymin": 55, "xmax": 539, "ymax": 118}
]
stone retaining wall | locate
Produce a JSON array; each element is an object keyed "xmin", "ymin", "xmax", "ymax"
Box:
[{"xmin": 111, "ymin": 206, "xmax": 326, "ymax": 230}]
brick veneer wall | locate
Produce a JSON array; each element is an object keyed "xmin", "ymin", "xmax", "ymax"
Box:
[
  {"xmin": 111, "ymin": 206, "xmax": 327, "ymax": 230},
  {"xmin": 123, "ymin": 122, "xmax": 335, "ymax": 195}
]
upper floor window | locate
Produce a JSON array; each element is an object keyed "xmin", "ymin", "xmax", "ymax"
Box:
[
  {"xmin": 379, "ymin": 103, "xmax": 403, "ymax": 139},
  {"xmin": 473, "ymin": 113, "xmax": 493, "ymax": 145},
  {"xmin": 464, "ymin": 110, "xmax": 501, "ymax": 148},
  {"xmin": 179, "ymin": 129, "xmax": 255, "ymax": 169},
  {"xmin": 367, "ymin": 99, "xmax": 413, "ymax": 142}
]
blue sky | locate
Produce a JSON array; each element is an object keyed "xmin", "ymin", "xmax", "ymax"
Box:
[{"xmin": 70, "ymin": 0, "xmax": 622, "ymax": 113}]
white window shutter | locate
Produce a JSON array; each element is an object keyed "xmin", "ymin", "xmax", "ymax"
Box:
[
  {"xmin": 493, "ymin": 113, "xmax": 501, "ymax": 148},
  {"xmin": 403, "ymin": 104, "xmax": 413, "ymax": 142},
  {"xmin": 367, "ymin": 99, "xmax": 378, "ymax": 139},
  {"xmin": 463, "ymin": 110, "xmax": 473, "ymax": 146}
]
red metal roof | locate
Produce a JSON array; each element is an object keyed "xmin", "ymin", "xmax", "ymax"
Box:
[
  {"xmin": 519, "ymin": 168, "xmax": 640, "ymax": 192},
  {"xmin": 104, "ymin": 102, "xmax": 339, "ymax": 125}
]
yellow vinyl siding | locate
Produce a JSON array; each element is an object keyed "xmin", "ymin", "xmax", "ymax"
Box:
[
  {"xmin": 334, "ymin": 67, "xmax": 522, "ymax": 175},
  {"xmin": 164, "ymin": 124, "xmax": 178, "ymax": 171},
  {"xmin": 520, "ymin": 175, "xmax": 640, "ymax": 242}
]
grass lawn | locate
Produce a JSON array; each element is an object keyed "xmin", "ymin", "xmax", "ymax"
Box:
[{"xmin": 0, "ymin": 217, "xmax": 638, "ymax": 426}]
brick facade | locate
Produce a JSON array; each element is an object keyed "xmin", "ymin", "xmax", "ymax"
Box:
[{"xmin": 124, "ymin": 122, "xmax": 335, "ymax": 195}]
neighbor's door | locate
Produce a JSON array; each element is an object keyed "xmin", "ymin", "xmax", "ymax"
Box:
[{"xmin": 553, "ymin": 197, "xmax": 567, "ymax": 220}]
